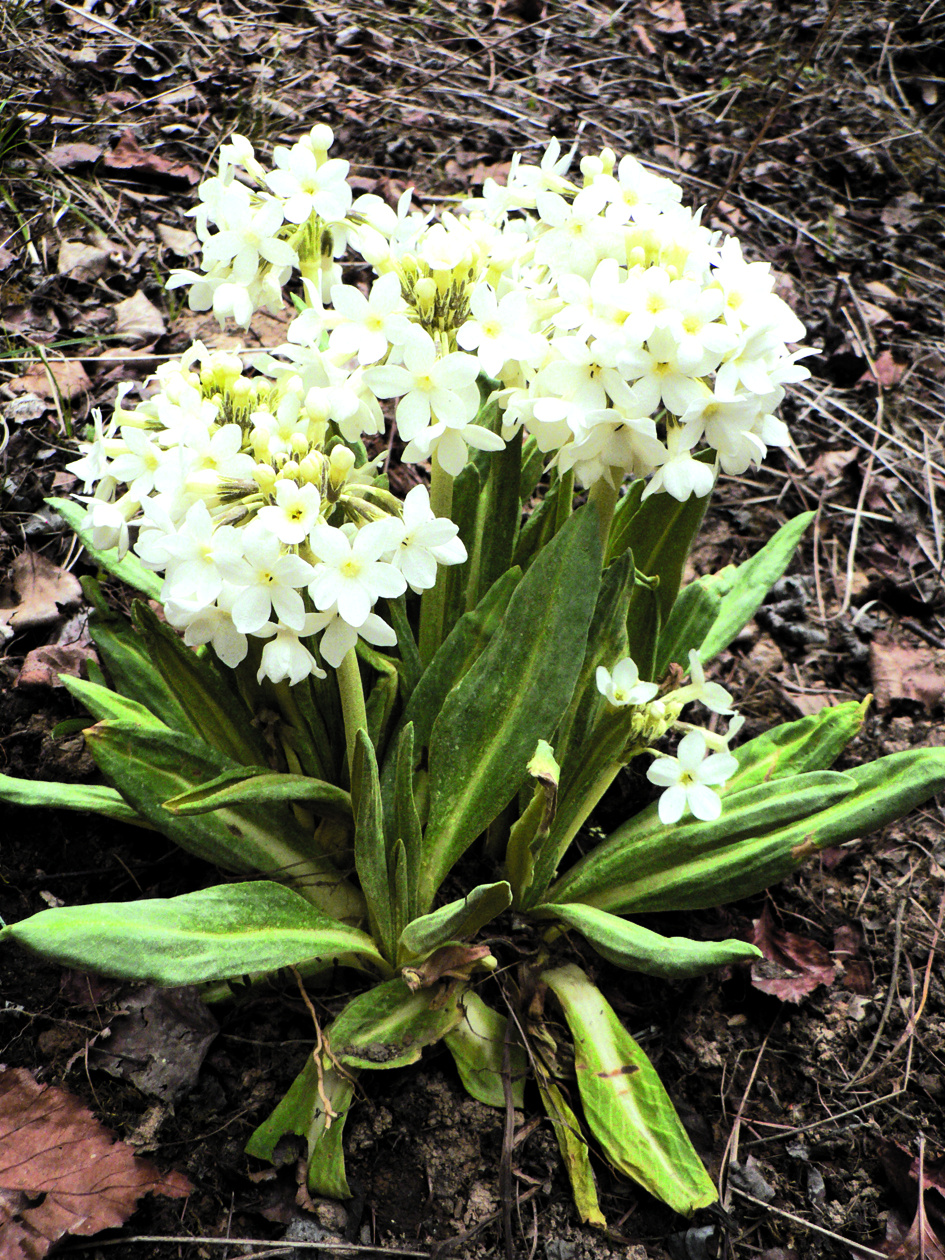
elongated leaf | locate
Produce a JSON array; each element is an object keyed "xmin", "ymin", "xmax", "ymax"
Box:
[
  {"xmin": 535, "ymin": 1072, "xmax": 606, "ymax": 1228},
  {"xmin": 472, "ymin": 425, "xmax": 522, "ymax": 606},
  {"xmin": 654, "ymin": 582, "xmax": 722, "ymax": 678},
  {"xmin": 386, "ymin": 596, "xmax": 422, "ymax": 697},
  {"xmin": 520, "ymin": 435, "xmax": 545, "ymax": 503},
  {"xmin": 533, "ymin": 903, "xmax": 760, "ymax": 977},
  {"xmin": 625, "ymin": 576, "xmax": 660, "ymax": 681},
  {"xmin": 0, "ymin": 882, "xmax": 385, "ymax": 984},
  {"xmin": 618, "ymin": 459, "xmax": 713, "ymax": 630},
  {"xmin": 353, "ymin": 730, "xmax": 394, "ymax": 962},
  {"xmin": 512, "ymin": 477, "xmax": 561, "ymax": 572},
  {"xmin": 164, "ymin": 769, "xmax": 352, "ymax": 823},
  {"xmin": 398, "ymin": 881, "xmax": 512, "ymax": 962},
  {"xmin": 441, "ymin": 459, "xmax": 481, "ymax": 634},
  {"xmin": 84, "ymin": 721, "xmax": 364, "ymax": 922},
  {"xmin": 619, "ymin": 746, "xmax": 945, "ymax": 914},
  {"xmin": 47, "ymin": 497, "xmax": 163, "ymax": 599},
  {"xmin": 385, "ymin": 723, "xmax": 422, "ymax": 924},
  {"xmin": 132, "ymin": 602, "xmax": 269, "ymax": 766},
  {"xmin": 90, "ymin": 616, "xmax": 198, "ymax": 735},
  {"xmin": 506, "ymin": 742, "xmax": 560, "ymax": 906},
  {"xmin": 549, "ymin": 770, "xmax": 854, "ymax": 911},
  {"xmin": 0, "ymin": 773, "xmax": 145, "ymax": 826},
  {"xmin": 245, "ymin": 1055, "xmax": 355, "ymax": 1199},
  {"xmin": 329, "ymin": 977, "xmax": 462, "ymax": 1070},
  {"xmin": 698, "ymin": 511, "xmax": 815, "ymax": 662},
  {"xmin": 549, "ymin": 702, "xmax": 869, "ymax": 908},
  {"xmin": 392, "ymin": 567, "xmax": 522, "ymax": 759},
  {"xmin": 444, "ymin": 992, "xmax": 526, "ymax": 1109},
  {"xmin": 554, "ymin": 554, "xmax": 636, "ymax": 779},
  {"xmin": 422, "ymin": 506, "xmax": 603, "ymax": 911},
  {"xmin": 543, "ymin": 964, "xmax": 716, "ymax": 1216},
  {"xmin": 61, "ymin": 675, "xmax": 168, "ymax": 729}
]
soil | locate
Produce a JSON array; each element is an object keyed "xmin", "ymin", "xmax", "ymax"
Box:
[{"xmin": 1, "ymin": 1, "xmax": 945, "ymax": 1257}]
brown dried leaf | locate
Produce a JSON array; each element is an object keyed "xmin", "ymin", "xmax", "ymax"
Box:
[
  {"xmin": 112, "ymin": 291, "xmax": 166, "ymax": 344},
  {"xmin": 14, "ymin": 644, "xmax": 91, "ymax": 689},
  {"xmin": 57, "ymin": 241, "xmax": 114, "ymax": 282},
  {"xmin": 0, "ymin": 1066, "xmax": 190, "ymax": 1259},
  {"xmin": 103, "ymin": 131, "xmax": 200, "ymax": 187},
  {"xmin": 750, "ymin": 905, "xmax": 836, "ymax": 1002},
  {"xmin": 0, "ymin": 552, "xmax": 83, "ymax": 633},
  {"xmin": 870, "ymin": 638, "xmax": 945, "ymax": 710},
  {"xmin": 645, "ymin": 0, "xmax": 688, "ymax": 32},
  {"xmin": 6, "ymin": 360, "xmax": 92, "ymax": 404},
  {"xmin": 860, "ymin": 350, "xmax": 906, "ymax": 388},
  {"xmin": 46, "ymin": 142, "xmax": 104, "ymax": 171}
]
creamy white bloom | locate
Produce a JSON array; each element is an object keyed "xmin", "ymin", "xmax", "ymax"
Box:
[
  {"xmin": 308, "ymin": 519, "xmax": 406, "ymax": 627},
  {"xmin": 646, "ymin": 730, "xmax": 738, "ymax": 824},
  {"xmin": 387, "ymin": 484, "xmax": 467, "ymax": 591},
  {"xmin": 595, "ymin": 657, "xmax": 659, "ymax": 707}
]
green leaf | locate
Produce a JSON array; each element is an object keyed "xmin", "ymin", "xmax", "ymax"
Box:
[
  {"xmin": 549, "ymin": 770, "xmax": 855, "ymax": 913},
  {"xmin": 724, "ymin": 700, "xmax": 870, "ymax": 794},
  {"xmin": 47, "ymin": 497, "xmax": 162, "ymax": 599},
  {"xmin": 61, "ymin": 675, "xmax": 168, "ymax": 729},
  {"xmin": 398, "ymin": 881, "xmax": 512, "ymax": 962},
  {"xmin": 506, "ymin": 741, "xmax": 560, "ymax": 906},
  {"xmin": 0, "ymin": 882, "xmax": 385, "ymax": 984},
  {"xmin": 543, "ymin": 964, "xmax": 716, "ymax": 1216},
  {"xmin": 0, "ymin": 773, "xmax": 145, "ymax": 826},
  {"xmin": 535, "ymin": 1072, "xmax": 606, "ymax": 1228},
  {"xmin": 386, "ymin": 596, "xmax": 422, "ymax": 698},
  {"xmin": 245, "ymin": 1055, "xmax": 354, "ymax": 1199},
  {"xmin": 164, "ymin": 768, "xmax": 352, "ymax": 824},
  {"xmin": 698, "ymin": 511, "xmax": 815, "ymax": 662},
  {"xmin": 654, "ymin": 582, "xmax": 722, "ymax": 679},
  {"xmin": 444, "ymin": 991, "xmax": 526, "ymax": 1109},
  {"xmin": 353, "ymin": 730, "xmax": 394, "ymax": 962},
  {"xmin": 441, "ymin": 459, "xmax": 481, "ymax": 635},
  {"xmin": 512, "ymin": 478, "xmax": 562, "ymax": 572},
  {"xmin": 132, "ymin": 602, "xmax": 269, "ymax": 766},
  {"xmin": 520, "ymin": 435, "xmax": 545, "ymax": 503},
  {"xmin": 383, "ymin": 722, "xmax": 422, "ymax": 924},
  {"xmin": 90, "ymin": 615, "xmax": 199, "ymax": 735},
  {"xmin": 470, "ymin": 425, "xmax": 522, "ymax": 606},
  {"xmin": 616, "ymin": 462, "xmax": 712, "ymax": 631},
  {"xmin": 533, "ymin": 904, "xmax": 761, "ymax": 978},
  {"xmin": 392, "ymin": 567, "xmax": 522, "ymax": 758},
  {"xmin": 620, "ymin": 746, "xmax": 945, "ymax": 914},
  {"xmin": 624, "ymin": 575, "xmax": 661, "ymax": 681},
  {"xmin": 329, "ymin": 977, "xmax": 463, "ymax": 1070},
  {"xmin": 84, "ymin": 721, "xmax": 363, "ymax": 922},
  {"xmin": 421, "ymin": 505, "xmax": 603, "ymax": 911}
]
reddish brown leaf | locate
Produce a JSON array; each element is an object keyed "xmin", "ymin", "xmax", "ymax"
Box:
[
  {"xmin": 0, "ymin": 1066, "xmax": 190, "ymax": 1259},
  {"xmin": 749, "ymin": 905, "xmax": 836, "ymax": 1002},
  {"xmin": 832, "ymin": 924, "xmax": 873, "ymax": 994},
  {"xmin": 0, "ymin": 552, "xmax": 83, "ymax": 634},
  {"xmin": 870, "ymin": 638, "xmax": 945, "ymax": 710},
  {"xmin": 103, "ymin": 131, "xmax": 200, "ymax": 187},
  {"xmin": 859, "ymin": 350, "xmax": 906, "ymax": 388}
]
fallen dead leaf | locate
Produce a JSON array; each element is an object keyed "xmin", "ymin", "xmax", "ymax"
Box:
[
  {"xmin": 104, "ymin": 130, "xmax": 200, "ymax": 187},
  {"xmin": 15, "ymin": 643, "xmax": 91, "ymax": 688},
  {"xmin": 750, "ymin": 904, "xmax": 837, "ymax": 1002},
  {"xmin": 57, "ymin": 240, "xmax": 116, "ymax": 282},
  {"xmin": 870, "ymin": 637, "xmax": 945, "ymax": 710},
  {"xmin": 860, "ymin": 349, "xmax": 906, "ymax": 388},
  {"xmin": 156, "ymin": 223, "xmax": 199, "ymax": 256},
  {"xmin": 46, "ymin": 142, "xmax": 104, "ymax": 171},
  {"xmin": 6, "ymin": 359, "xmax": 93, "ymax": 406},
  {"xmin": 91, "ymin": 987, "xmax": 219, "ymax": 1104},
  {"xmin": 0, "ymin": 1065, "xmax": 190, "ymax": 1259},
  {"xmin": 645, "ymin": 0, "xmax": 688, "ymax": 32},
  {"xmin": 112, "ymin": 290, "xmax": 166, "ymax": 344},
  {"xmin": 0, "ymin": 552, "xmax": 83, "ymax": 633}
]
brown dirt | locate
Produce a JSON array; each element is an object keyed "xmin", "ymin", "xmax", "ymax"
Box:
[{"xmin": 2, "ymin": 1, "xmax": 945, "ymax": 1257}]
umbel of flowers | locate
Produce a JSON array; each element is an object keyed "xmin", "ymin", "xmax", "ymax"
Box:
[{"xmin": 68, "ymin": 124, "xmax": 808, "ymax": 817}]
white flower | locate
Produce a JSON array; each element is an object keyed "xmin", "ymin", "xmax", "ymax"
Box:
[
  {"xmin": 310, "ymin": 606, "xmax": 397, "ymax": 669},
  {"xmin": 646, "ymin": 730, "xmax": 738, "ymax": 824},
  {"xmin": 266, "ymin": 144, "xmax": 352, "ymax": 224},
  {"xmin": 679, "ymin": 650, "xmax": 736, "ymax": 715},
  {"xmin": 308, "ymin": 520, "xmax": 406, "ymax": 627},
  {"xmin": 160, "ymin": 501, "xmax": 243, "ymax": 607},
  {"xmin": 456, "ymin": 287, "xmax": 544, "ymax": 377},
  {"xmin": 256, "ymin": 479, "xmax": 323, "ymax": 546},
  {"xmin": 328, "ymin": 272, "xmax": 413, "ymax": 365},
  {"xmin": 596, "ymin": 657, "xmax": 659, "ymax": 706},
  {"xmin": 221, "ymin": 523, "xmax": 317, "ymax": 635},
  {"xmin": 256, "ymin": 615, "xmax": 327, "ymax": 685},
  {"xmin": 165, "ymin": 584, "xmax": 249, "ymax": 669},
  {"xmin": 363, "ymin": 333, "xmax": 480, "ymax": 440},
  {"xmin": 388, "ymin": 484, "xmax": 467, "ymax": 591}
]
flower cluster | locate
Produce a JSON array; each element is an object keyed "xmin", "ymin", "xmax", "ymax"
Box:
[
  {"xmin": 166, "ymin": 125, "xmax": 808, "ymax": 499},
  {"xmin": 69, "ymin": 343, "xmax": 465, "ymax": 685},
  {"xmin": 69, "ymin": 124, "xmax": 809, "ymax": 688},
  {"xmin": 596, "ymin": 651, "xmax": 742, "ymax": 823}
]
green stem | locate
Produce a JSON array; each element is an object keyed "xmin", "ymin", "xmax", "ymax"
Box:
[
  {"xmin": 588, "ymin": 476, "xmax": 618, "ymax": 551},
  {"xmin": 336, "ymin": 649, "xmax": 368, "ymax": 780},
  {"xmin": 554, "ymin": 467, "xmax": 574, "ymax": 535},
  {"xmin": 418, "ymin": 454, "xmax": 455, "ymax": 666}
]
